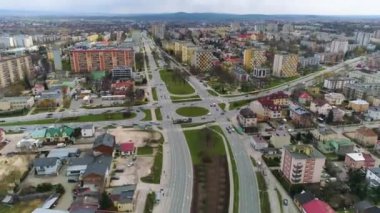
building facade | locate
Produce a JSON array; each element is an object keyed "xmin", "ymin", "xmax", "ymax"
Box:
[
  {"xmin": 0, "ymin": 55, "xmax": 33, "ymax": 88},
  {"xmin": 191, "ymin": 49, "xmax": 214, "ymax": 72},
  {"xmin": 70, "ymin": 48, "xmax": 134, "ymax": 73},
  {"xmin": 272, "ymin": 54, "xmax": 299, "ymax": 77},
  {"xmin": 281, "ymin": 145, "xmax": 326, "ymax": 184}
]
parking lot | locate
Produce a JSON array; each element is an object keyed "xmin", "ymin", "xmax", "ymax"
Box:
[{"xmin": 21, "ymin": 164, "xmax": 75, "ymax": 210}]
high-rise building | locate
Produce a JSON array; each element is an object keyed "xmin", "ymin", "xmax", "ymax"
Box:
[
  {"xmin": 174, "ymin": 41, "xmax": 185, "ymax": 59},
  {"xmin": 14, "ymin": 35, "xmax": 34, "ymax": 48},
  {"xmin": 282, "ymin": 24, "xmax": 294, "ymax": 33},
  {"xmin": 151, "ymin": 23, "xmax": 166, "ymax": 40},
  {"xmin": 0, "ymin": 36, "xmax": 15, "ymax": 48},
  {"xmin": 355, "ymin": 32, "xmax": 372, "ymax": 46},
  {"xmin": 266, "ymin": 23, "xmax": 278, "ymax": 32},
  {"xmin": 272, "ymin": 54, "xmax": 299, "ymax": 77},
  {"xmin": 330, "ymin": 40, "xmax": 349, "ymax": 54},
  {"xmin": 0, "ymin": 55, "xmax": 33, "ymax": 88},
  {"xmin": 182, "ymin": 43, "xmax": 196, "ymax": 64},
  {"xmin": 243, "ymin": 48, "xmax": 267, "ymax": 71},
  {"xmin": 374, "ymin": 30, "xmax": 380, "ymax": 39},
  {"xmin": 191, "ymin": 49, "xmax": 214, "ymax": 72},
  {"xmin": 70, "ymin": 48, "xmax": 134, "ymax": 73},
  {"xmin": 230, "ymin": 22, "xmax": 241, "ymax": 31},
  {"xmin": 53, "ymin": 48, "xmax": 62, "ymax": 71},
  {"xmin": 281, "ymin": 145, "xmax": 326, "ymax": 184}
]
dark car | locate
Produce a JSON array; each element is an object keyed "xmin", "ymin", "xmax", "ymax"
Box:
[
  {"xmin": 111, "ymin": 176, "xmax": 120, "ymax": 181},
  {"xmin": 283, "ymin": 199, "xmax": 288, "ymax": 206}
]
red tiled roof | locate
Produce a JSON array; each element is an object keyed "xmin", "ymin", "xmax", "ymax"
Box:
[
  {"xmin": 111, "ymin": 81, "xmax": 134, "ymax": 89},
  {"xmin": 363, "ymin": 153, "xmax": 375, "ymax": 163},
  {"xmin": 299, "ymin": 92, "xmax": 311, "ymax": 99},
  {"xmin": 302, "ymin": 199, "xmax": 335, "ymax": 213},
  {"xmin": 120, "ymin": 142, "xmax": 135, "ymax": 152}
]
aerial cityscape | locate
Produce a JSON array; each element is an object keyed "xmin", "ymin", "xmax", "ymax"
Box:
[{"xmin": 1, "ymin": 1, "xmax": 380, "ymax": 213}]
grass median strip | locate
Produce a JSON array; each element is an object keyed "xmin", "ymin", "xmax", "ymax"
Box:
[
  {"xmin": 155, "ymin": 108, "xmax": 162, "ymax": 121},
  {"xmin": 141, "ymin": 145, "xmax": 163, "ymax": 184},
  {"xmin": 229, "ymin": 99, "xmax": 253, "ymax": 110},
  {"xmin": 176, "ymin": 106, "xmax": 209, "ymax": 117},
  {"xmin": 159, "ymin": 69, "xmax": 195, "ymax": 95},
  {"xmin": 142, "ymin": 109, "xmax": 152, "ymax": 121},
  {"xmin": 152, "ymin": 87, "xmax": 158, "ymax": 101},
  {"xmin": 2, "ymin": 112, "xmax": 136, "ymax": 126},
  {"xmin": 183, "ymin": 126, "xmax": 230, "ymax": 212},
  {"xmin": 256, "ymin": 171, "xmax": 271, "ymax": 213},
  {"xmin": 209, "ymin": 126, "xmax": 239, "ymax": 213}
]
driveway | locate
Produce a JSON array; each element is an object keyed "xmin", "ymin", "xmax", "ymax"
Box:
[{"xmin": 22, "ymin": 165, "xmax": 75, "ymax": 210}]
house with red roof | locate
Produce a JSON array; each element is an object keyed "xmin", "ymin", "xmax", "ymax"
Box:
[
  {"xmin": 298, "ymin": 92, "xmax": 312, "ymax": 105},
  {"xmin": 310, "ymin": 99, "xmax": 333, "ymax": 116},
  {"xmin": 302, "ymin": 199, "xmax": 335, "ymax": 213},
  {"xmin": 111, "ymin": 80, "xmax": 134, "ymax": 95},
  {"xmin": 119, "ymin": 141, "xmax": 136, "ymax": 156}
]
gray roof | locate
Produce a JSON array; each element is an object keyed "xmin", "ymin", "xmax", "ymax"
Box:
[
  {"xmin": 81, "ymin": 124, "xmax": 94, "ymax": 130},
  {"xmin": 68, "ymin": 155, "xmax": 94, "ymax": 166},
  {"xmin": 284, "ymin": 145, "xmax": 325, "ymax": 159},
  {"xmin": 294, "ymin": 191, "xmax": 315, "ymax": 205},
  {"xmin": 368, "ymin": 167, "xmax": 380, "ymax": 178},
  {"xmin": 33, "ymin": 157, "xmax": 59, "ymax": 167},
  {"xmin": 109, "ymin": 185, "xmax": 136, "ymax": 204},
  {"xmin": 83, "ymin": 155, "xmax": 112, "ymax": 177},
  {"xmin": 93, "ymin": 133, "xmax": 115, "ymax": 148}
]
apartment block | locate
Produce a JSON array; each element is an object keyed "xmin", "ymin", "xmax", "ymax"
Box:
[
  {"xmin": 0, "ymin": 55, "xmax": 33, "ymax": 88},
  {"xmin": 281, "ymin": 145, "xmax": 326, "ymax": 184},
  {"xmin": 181, "ymin": 43, "xmax": 196, "ymax": 64},
  {"xmin": 243, "ymin": 48, "xmax": 267, "ymax": 71},
  {"xmin": 70, "ymin": 48, "xmax": 134, "ymax": 73},
  {"xmin": 151, "ymin": 23, "xmax": 165, "ymax": 39},
  {"xmin": 330, "ymin": 39, "xmax": 349, "ymax": 54},
  {"xmin": 191, "ymin": 49, "xmax": 214, "ymax": 72},
  {"xmin": 272, "ymin": 53, "xmax": 299, "ymax": 77}
]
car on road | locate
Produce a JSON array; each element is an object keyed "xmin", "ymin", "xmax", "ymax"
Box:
[
  {"xmin": 201, "ymin": 117, "xmax": 206, "ymax": 120},
  {"xmin": 111, "ymin": 176, "xmax": 120, "ymax": 181},
  {"xmin": 283, "ymin": 199, "xmax": 288, "ymax": 206},
  {"xmin": 68, "ymin": 176, "xmax": 79, "ymax": 183},
  {"xmin": 0, "ymin": 120, "xmax": 4, "ymax": 123}
]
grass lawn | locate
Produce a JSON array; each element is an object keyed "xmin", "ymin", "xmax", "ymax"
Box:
[
  {"xmin": 176, "ymin": 106, "xmax": 209, "ymax": 117},
  {"xmin": 155, "ymin": 108, "xmax": 162, "ymax": 121},
  {"xmin": 170, "ymin": 95, "xmax": 200, "ymax": 100},
  {"xmin": 218, "ymin": 103, "xmax": 226, "ymax": 111},
  {"xmin": 172, "ymin": 98, "xmax": 202, "ymax": 103},
  {"xmin": 0, "ymin": 199, "xmax": 43, "ymax": 213},
  {"xmin": 256, "ymin": 172, "xmax": 270, "ymax": 213},
  {"xmin": 183, "ymin": 127, "xmax": 226, "ymax": 165},
  {"xmin": 159, "ymin": 69, "xmax": 195, "ymax": 95},
  {"xmin": 207, "ymin": 89, "xmax": 219, "ymax": 96},
  {"xmin": 142, "ymin": 109, "xmax": 152, "ymax": 121},
  {"xmin": 265, "ymin": 76, "xmax": 299, "ymax": 89},
  {"xmin": 137, "ymin": 145, "xmax": 154, "ymax": 155},
  {"xmin": 260, "ymin": 191, "xmax": 271, "ymax": 213},
  {"xmin": 63, "ymin": 97, "xmax": 71, "ymax": 109},
  {"xmin": 229, "ymin": 99, "xmax": 253, "ymax": 110},
  {"xmin": 0, "ymin": 108, "xmax": 30, "ymax": 118},
  {"xmin": 210, "ymin": 125, "xmax": 239, "ymax": 213},
  {"xmin": 31, "ymin": 107, "xmax": 56, "ymax": 115},
  {"xmin": 199, "ymin": 126, "xmax": 240, "ymax": 213},
  {"xmin": 275, "ymin": 188, "xmax": 284, "ymax": 213},
  {"xmin": 152, "ymin": 87, "xmax": 158, "ymax": 101},
  {"xmin": 3, "ymin": 112, "xmax": 136, "ymax": 126},
  {"xmin": 141, "ymin": 145, "xmax": 163, "ymax": 184},
  {"xmin": 143, "ymin": 192, "xmax": 156, "ymax": 213}
]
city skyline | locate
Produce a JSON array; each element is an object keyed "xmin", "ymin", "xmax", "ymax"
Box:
[{"xmin": 1, "ymin": 0, "xmax": 380, "ymax": 16}]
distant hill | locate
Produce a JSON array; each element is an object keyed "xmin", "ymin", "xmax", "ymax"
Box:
[{"xmin": 0, "ymin": 10, "xmax": 380, "ymax": 22}]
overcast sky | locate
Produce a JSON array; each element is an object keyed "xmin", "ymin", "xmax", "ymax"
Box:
[{"xmin": 1, "ymin": 0, "xmax": 380, "ymax": 15}]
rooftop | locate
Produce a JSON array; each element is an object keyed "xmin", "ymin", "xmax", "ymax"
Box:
[
  {"xmin": 252, "ymin": 135, "xmax": 267, "ymax": 144},
  {"xmin": 83, "ymin": 155, "xmax": 112, "ymax": 177},
  {"xmin": 346, "ymin": 153, "xmax": 365, "ymax": 161},
  {"xmin": 294, "ymin": 191, "xmax": 315, "ymax": 205},
  {"xmin": 93, "ymin": 133, "xmax": 115, "ymax": 149},
  {"xmin": 356, "ymin": 127, "xmax": 377, "ymax": 137},
  {"xmin": 368, "ymin": 167, "xmax": 380, "ymax": 177},
  {"xmin": 284, "ymin": 145, "xmax": 325, "ymax": 159},
  {"xmin": 239, "ymin": 108, "xmax": 256, "ymax": 118},
  {"xmin": 302, "ymin": 199, "xmax": 335, "ymax": 213},
  {"xmin": 33, "ymin": 157, "xmax": 60, "ymax": 167},
  {"xmin": 350, "ymin": 99, "xmax": 369, "ymax": 105}
]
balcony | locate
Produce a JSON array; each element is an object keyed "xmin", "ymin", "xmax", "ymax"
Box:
[{"xmin": 292, "ymin": 173, "xmax": 302, "ymax": 179}]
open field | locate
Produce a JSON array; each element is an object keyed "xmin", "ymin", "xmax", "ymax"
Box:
[{"xmin": 184, "ymin": 127, "xmax": 229, "ymax": 213}]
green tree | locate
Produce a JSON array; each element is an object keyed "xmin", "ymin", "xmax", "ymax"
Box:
[
  {"xmin": 100, "ymin": 191, "xmax": 114, "ymax": 210},
  {"xmin": 326, "ymin": 110, "xmax": 334, "ymax": 124}
]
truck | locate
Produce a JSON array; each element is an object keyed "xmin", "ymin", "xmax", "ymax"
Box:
[{"xmin": 173, "ymin": 118, "xmax": 192, "ymax": 124}]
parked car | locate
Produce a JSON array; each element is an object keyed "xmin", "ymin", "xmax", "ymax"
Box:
[
  {"xmin": 68, "ymin": 176, "xmax": 79, "ymax": 183},
  {"xmin": 56, "ymin": 143, "xmax": 66, "ymax": 148},
  {"xmin": 111, "ymin": 176, "xmax": 120, "ymax": 181}
]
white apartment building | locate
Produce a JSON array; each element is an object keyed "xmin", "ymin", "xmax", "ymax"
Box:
[
  {"xmin": 330, "ymin": 40, "xmax": 349, "ymax": 54},
  {"xmin": 0, "ymin": 55, "xmax": 33, "ymax": 88}
]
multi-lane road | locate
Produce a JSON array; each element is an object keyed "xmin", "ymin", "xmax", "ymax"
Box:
[{"xmin": 0, "ymin": 34, "xmax": 367, "ymax": 213}]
